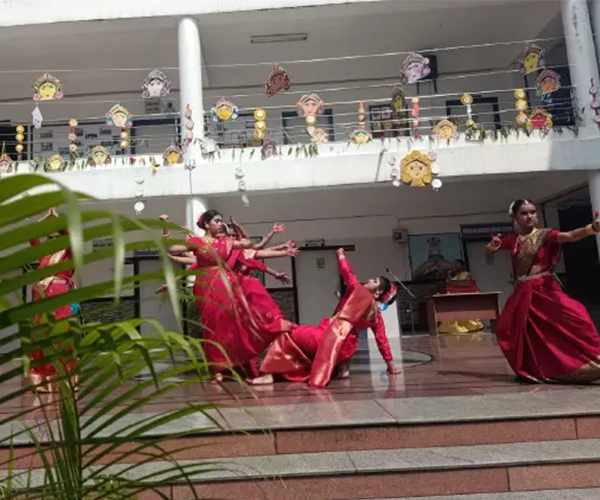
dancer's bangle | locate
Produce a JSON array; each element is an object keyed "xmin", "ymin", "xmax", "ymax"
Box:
[{"xmin": 585, "ymin": 224, "xmax": 598, "ymax": 236}]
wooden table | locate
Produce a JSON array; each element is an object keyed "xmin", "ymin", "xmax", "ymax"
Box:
[{"xmin": 426, "ymin": 292, "xmax": 502, "ymax": 335}]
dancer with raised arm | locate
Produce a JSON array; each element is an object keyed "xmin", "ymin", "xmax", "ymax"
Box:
[
  {"xmin": 161, "ymin": 210, "xmax": 298, "ymax": 379},
  {"xmin": 250, "ymin": 248, "xmax": 402, "ymax": 387},
  {"xmin": 29, "ymin": 208, "xmax": 79, "ymax": 392},
  {"xmin": 487, "ymin": 199, "xmax": 600, "ymax": 383}
]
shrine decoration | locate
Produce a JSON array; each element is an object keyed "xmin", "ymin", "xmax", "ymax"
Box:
[
  {"xmin": 68, "ymin": 119, "xmax": 79, "ymax": 157},
  {"xmin": 212, "ymin": 98, "xmax": 238, "ymax": 122},
  {"xmin": 32, "ymin": 73, "xmax": 64, "ymax": 101},
  {"xmin": 106, "ymin": 104, "xmax": 133, "ymax": 152},
  {"xmin": 536, "ymin": 69, "xmax": 561, "ymax": 104},
  {"xmin": 590, "ymin": 78, "xmax": 600, "ymax": 129},
  {"xmin": 141, "ymin": 69, "xmax": 171, "ymax": 99},
  {"xmin": 520, "ymin": 44, "xmax": 546, "ymax": 75},
  {"xmin": 514, "ymin": 89, "xmax": 529, "ymax": 127},
  {"xmin": 261, "ymin": 137, "xmax": 278, "ymax": 160},
  {"xmin": 183, "ymin": 104, "xmax": 194, "ymax": 145},
  {"xmin": 411, "ymin": 97, "xmax": 420, "ymax": 138},
  {"xmin": 350, "ymin": 101, "xmax": 372, "ymax": 144},
  {"xmin": 15, "ymin": 125, "xmax": 25, "ymax": 161},
  {"xmin": 400, "ymin": 150, "xmax": 440, "ymax": 189},
  {"xmin": 400, "ymin": 52, "xmax": 431, "ymax": 85},
  {"xmin": 0, "ymin": 143, "xmax": 13, "ymax": 175},
  {"xmin": 87, "ymin": 145, "xmax": 112, "ymax": 167},
  {"xmin": 297, "ymin": 93, "xmax": 325, "ymax": 132},
  {"xmin": 432, "ymin": 118, "xmax": 458, "ymax": 141},
  {"xmin": 265, "ymin": 65, "xmax": 291, "ymax": 97},
  {"xmin": 527, "ymin": 108, "xmax": 553, "ymax": 134},
  {"xmin": 32, "ymin": 107, "xmax": 43, "ymax": 129},
  {"xmin": 254, "ymin": 108, "xmax": 267, "ymax": 141},
  {"xmin": 44, "ymin": 154, "xmax": 65, "ymax": 173},
  {"xmin": 162, "ymin": 145, "xmax": 183, "ymax": 166}
]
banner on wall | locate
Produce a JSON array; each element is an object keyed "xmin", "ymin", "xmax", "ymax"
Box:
[{"xmin": 460, "ymin": 223, "xmax": 513, "ymax": 241}]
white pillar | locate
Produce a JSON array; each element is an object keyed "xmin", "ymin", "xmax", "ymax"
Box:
[
  {"xmin": 589, "ymin": 0, "xmax": 600, "ymax": 70},
  {"xmin": 561, "ymin": 0, "xmax": 600, "ymax": 136},
  {"xmin": 178, "ymin": 18, "xmax": 204, "ymax": 144},
  {"xmin": 186, "ymin": 196, "xmax": 208, "ymax": 237}
]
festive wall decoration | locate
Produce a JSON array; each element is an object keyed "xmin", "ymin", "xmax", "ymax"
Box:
[
  {"xmin": 184, "ymin": 104, "xmax": 194, "ymax": 144},
  {"xmin": 32, "ymin": 73, "xmax": 64, "ymax": 101},
  {"xmin": 254, "ymin": 108, "xmax": 267, "ymax": 140},
  {"xmin": 141, "ymin": 69, "xmax": 171, "ymax": 99},
  {"xmin": 590, "ymin": 78, "xmax": 600, "ymax": 128},
  {"xmin": 401, "ymin": 150, "xmax": 434, "ymax": 187},
  {"xmin": 309, "ymin": 128, "xmax": 329, "ymax": 144},
  {"xmin": 15, "ymin": 125, "xmax": 25, "ymax": 161},
  {"xmin": 391, "ymin": 87, "xmax": 409, "ymax": 135},
  {"xmin": 32, "ymin": 107, "xmax": 43, "ymax": 129},
  {"xmin": 389, "ymin": 156, "xmax": 401, "ymax": 187},
  {"xmin": 411, "ymin": 97, "xmax": 420, "ymax": 138},
  {"xmin": 265, "ymin": 65, "xmax": 291, "ymax": 97},
  {"xmin": 0, "ymin": 143, "xmax": 13, "ymax": 175},
  {"xmin": 297, "ymin": 93, "xmax": 325, "ymax": 128},
  {"xmin": 200, "ymin": 138, "xmax": 219, "ymax": 156},
  {"xmin": 514, "ymin": 89, "xmax": 529, "ymax": 126},
  {"xmin": 350, "ymin": 101, "xmax": 372, "ymax": 144},
  {"xmin": 461, "ymin": 94, "xmax": 474, "ymax": 125},
  {"xmin": 527, "ymin": 108, "xmax": 553, "ymax": 134},
  {"xmin": 400, "ymin": 53, "xmax": 431, "ymax": 84},
  {"xmin": 235, "ymin": 166, "xmax": 249, "ymax": 207},
  {"xmin": 87, "ymin": 145, "xmax": 112, "ymax": 167},
  {"xmin": 68, "ymin": 119, "xmax": 78, "ymax": 157},
  {"xmin": 536, "ymin": 70, "xmax": 561, "ymax": 104},
  {"xmin": 433, "ymin": 119, "xmax": 458, "ymax": 141},
  {"xmin": 212, "ymin": 98, "xmax": 238, "ymax": 122},
  {"xmin": 106, "ymin": 104, "xmax": 132, "ymax": 152},
  {"xmin": 520, "ymin": 44, "xmax": 546, "ymax": 75},
  {"xmin": 163, "ymin": 145, "xmax": 183, "ymax": 166},
  {"xmin": 261, "ymin": 138, "xmax": 278, "ymax": 160},
  {"xmin": 45, "ymin": 154, "xmax": 65, "ymax": 173}
]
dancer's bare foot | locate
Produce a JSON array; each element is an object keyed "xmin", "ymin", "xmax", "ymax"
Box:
[{"xmin": 247, "ymin": 374, "xmax": 274, "ymax": 386}]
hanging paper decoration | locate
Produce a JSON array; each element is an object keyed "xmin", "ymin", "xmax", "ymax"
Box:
[
  {"xmin": 106, "ymin": 104, "xmax": 132, "ymax": 152},
  {"xmin": 514, "ymin": 89, "xmax": 529, "ymax": 126},
  {"xmin": 350, "ymin": 101, "xmax": 372, "ymax": 144},
  {"xmin": 309, "ymin": 128, "xmax": 329, "ymax": 144},
  {"xmin": 141, "ymin": 69, "xmax": 171, "ymax": 99},
  {"xmin": 134, "ymin": 201, "xmax": 145, "ymax": 215},
  {"xmin": 265, "ymin": 65, "xmax": 291, "ymax": 97},
  {"xmin": 254, "ymin": 109, "xmax": 267, "ymax": 140},
  {"xmin": 0, "ymin": 143, "xmax": 13, "ymax": 175},
  {"xmin": 261, "ymin": 137, "xmax": 278, "ymax": 160},
  {"xmin": 15, "ymin": 125, "xmax": 25, "ymax": 161},
  {"xmin": 200, "ymin": 138, "xmax": 219, "ymax": 156},
  {"xmin": 400, "ymin": 53, "xmax": 431, "ymax": 85},
  {"xmin": 297, "ymin": 93, "xmax": 325, "ymax": 127},
  {"xmin": 235, "ymin": 167, "xmax": 249, "ymax": 207},
  {"xmin": 461, "ymin": 94, "xmax": 474, "ymax": 125},
  {"xmin": 184, "ymin": 104, "xmax": 194, "ymax": 144},
  {"xmin": 432, "ymin": 119, "xmax": 458, "ymax": 141},
  {"xmin": 68, "ymin": 119, "xmax": 78, "ymax": 157},
  {"xmin": 527, "ymin": 108, "xmax": 553, "ymax": 134},
  {"xmin": 32, "ymin": 106, "xmax": 43, "ymax": 130},
  {"xmin": 411, "ymin": 98, "xmax": 420, "ymax": 138},
  {"xmin": 212, "ymin": 98, "xmax": 238, "ymax": 122},
  {"xmin": 32, "ymin": 73, "xmax": 64, "ymax": 101},
  {"xmin": 536, "ymin": 70, "xmax": 561, "ymax": 104},
  {"xmin": 391, "ymin": 87, "xmax": 408, "ymax": 135},
  {"xmin": 400, "ymin": 150, "xmax": 440, "ymax": 189},
  {"xmin": 590, "ymin": 78, "xmax": 600, "ymax": 129},
  {"xmin": 520, "ymin": 44, "xmax": 546, "ymax": 75},
  {"xmin": 45, "ymin": 154, "xmax": 65, "ymax": 173},
  {"xmin": 87, "ymin": 145, "xmax": 112, "ymax": 167},
  {"xmin": 389, "ymin": 156, "xmax": 401, "ymax": 187},
  {"xmin": 163, "ymin": 145, "xmax": 183, "ymax": 166}
]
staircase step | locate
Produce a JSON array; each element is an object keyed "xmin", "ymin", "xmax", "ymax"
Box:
[{"xmin": 350, "ymin": 491, "xmax": 600, "ymax": 500}]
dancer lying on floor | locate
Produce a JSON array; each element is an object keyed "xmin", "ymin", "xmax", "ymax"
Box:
[{"xmin": 250, "ymin": 248, "xmax": 402, "ymax": 388}]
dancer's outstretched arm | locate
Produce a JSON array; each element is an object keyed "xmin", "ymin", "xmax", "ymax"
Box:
[
  {"xmin": 254, "ymin": 222, "xmax": 286, "ymax": 249},
  {"xmin": 256, "ymin": 246, "xmax": 300, "ymax": 259},
  {"xmin": 556, "ymin": 212, "xmax": 600, "ymax": 243}
]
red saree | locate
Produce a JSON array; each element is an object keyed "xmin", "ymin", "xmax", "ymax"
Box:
[
  {"xmin": 259, "ymin": 255, "xmax": 392, "ymax": 387},
  {"xmin": 497, "ymin": 229, "xmax": 600, "ymax": 383},
  {"xmin": 29, "ymin": 235, "xmax": 78, "ymax": 384}
]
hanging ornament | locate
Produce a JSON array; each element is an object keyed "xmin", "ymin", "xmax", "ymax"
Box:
[
  {"xmin": 106, "ymin": 104, "xmax": 132, "ymax": 152},
  {"xmin": 400, "ymin": 53, "xmax": 431, "ymax": 85},
  {"xmin": 45, "ymin": 154, "xmax": 65, "ymax": 173},
  {"xmin": 391, "ymin": 87, "xmax": 408, "ymax": 135},
  {"xmin": 254, "ymin": 108, "xmax": 267, "ymax": 141},
  {"xmin": 265, "ymin": 65, "xmax": 291, "ymax": 97},
  {"xmin": 32, "ymin": 73, "xmax": 64, "ymax": 101},
  {"xmin": 432, "ymin": 119, "xmax": 458, "ymax": 141},
  {"xmin": 261, "ymin": 137, "xmax": 278, "ymax": 160},
  {"xmin": 15, "ymin": 125, "xmax": 25, "ymax": 162},
  {"xmin": 527, "ymin": 108, "xmax": 553, "ymax": 134},
  {"xmin": 350, "ymin": 101, "xmax": 373, "ymax": 144},
  {"xmin": 411, "ymin": 98, "xmax": 420, "ymax": 138},
  {"xmin": 68, "ymin": 119, "xmax": 79, "ymax": 157},
  {"xmin": 536, "ymin": 70, "xmax": 561, "ymax": 104},
  {"xmin": 308, "ymin": 128, "xmax": 329, "ymax": 144},
  {"xmin": 297, "ymin": 93, "xmax": 325, "ymax": 129},
  {"xmin": 389, "ymin": 156, "xmax": 401, "ymax": 187},
  {"xmin": 162, "ymin": 145, "xmax": 183, "ymax": 166},
  {"xmin": 400, "ymin": 150, "xmax": 439, "ymax": 189},
  {"xmin": 514, "ymin": 89, "xmax": 529, "ymax": 126},
  {"xmin": 590, "ymin": 78, "xmax": 600, "ymax": 129},
  {"xmin": 236, "ymin": 167, "xmax": 249, "ymax": 206},
  {"xmin": 241, "ymin": 195, "xmax": 250, "ymax": 207},
  {"xmin": 31, "ymin": 106, "xmax": 43, "ymax": 130},
  {"xmin": 184, "ymin": 104, "xmax": 194, "ymax": 145},
  {"xmin": 0, "ymin": 143, "xmax": 13, "ymax": 175},
  {"xmin": 431, "ymin": 178, "xmax": 443, "ymax": 191},
  {"xmin": 87, "ymin": 145, "xmax": 112, "ymax": 167},
  {"xmin": 461, "ymin": 94, "xmax": 474, "ymax": 124},
  {"xmin": 520, "ymin": 44, "xmax": 546, "ymax": 75},
  {"xmin": 134, "ymin": 201, "xmax": 145, "ymax": 215},
  {"xmin": 141, "ymin": 69, "xmax": 171, "ymax": 99},
  {"xmin": 212, "ymin": 98, "xmax": 238, "ymax": 122}
]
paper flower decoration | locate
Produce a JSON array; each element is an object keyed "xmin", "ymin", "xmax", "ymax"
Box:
[
  {"xmin": 141, "ymin": 69, "xmax": 171, "ymax": 99},
  {"xmin": 212, "ymin": 98, "xmax": 239, "ymax": 122},
  {"xmin": 527, "ymin": 108, "xmax": 553, "ymax": 133},
  {"xmin": 433, "ymin": 119, "xmax": 458, "ymax": 140},
  {"xmin": 162, "ymin": 145, "xmax": 183, "ymax": 166},
  {"xmin": 400, "ymin": 53, "xmax": 431, "ymax": 84},
  {"xmin": 265, "ymin": 65, "xmax": 291, "ymax": 97},
  {"xmin": 401, "ymin": 150, "xmax": 434, "ymax": 188},
  {"xmin": 520, "ymin": 44, "xmax": 546, "ymax": 75},
  {"xmin": 87, "ymin": 145, "xmax": 112, "ymax": 167},
  {"xmin": 33, "ymin": 73, "xmax": 64, "ymax": 101}
]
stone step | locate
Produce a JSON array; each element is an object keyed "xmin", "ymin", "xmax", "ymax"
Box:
[{"xmin": 350, "ymin": 491, "xmax": 600, "ymax": 500}]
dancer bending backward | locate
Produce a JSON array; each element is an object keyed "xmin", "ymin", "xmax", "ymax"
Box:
[
  {"xmin": 251, "ymin": 248, "xmax": 402, "ymax": 388},
  {"xmin": 164, "ymin": 210, "xmax": 298, "ymax": 376},
  {"xmin": 487, "ymin": 199, "xmax": 600, "ymax": 383}
]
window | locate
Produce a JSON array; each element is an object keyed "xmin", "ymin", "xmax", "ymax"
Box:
[
  {"xmin": 282, "ymin": 109, "xmax": 335, "ymax": 144},
  {"xmin": 446, "ymin": 96, "xmax": 501, "ymax": 129}
]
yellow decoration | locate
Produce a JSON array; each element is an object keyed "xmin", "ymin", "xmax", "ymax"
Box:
[
  {"xmin": 87, "ymin": 145, "xmax": 111, "ymax": 167},
  {"xmin": 514, "ymin": 89, "xmax": 526, "ymax": 100},
  {"xmin": 16, "ymin": 125, "xmax": 25, "ymax": 134},
  {"xmin": 15, "ymin": 144, "xmax": 24, "ymax": 153},
  {"xmin": 433, "ymin": 119, "xmax": 458, "ymax": 140},
  {"xmin": 46, "ymin": 154, "xmax": 65, "ymax": 172},
  {"xmin": 461, "ymin": 94, "xmax": 474, "ymax": 106},
  {"xmin": 400, "ymin": 151, "xmax": 433, "ymax": 188},
  {"xmin": 162, "ymin": 145, "xmax": 183, "ymax": 166}
]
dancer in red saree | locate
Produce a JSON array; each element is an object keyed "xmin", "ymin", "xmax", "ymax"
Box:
[
  {"xmin": 250, "ymin": 248, "xmax": 402, "ymax": 387},
  {"xmin": 487, "ymin": 199, "xmax": 600, "ymax": 383},
  {"xmin": 29, "ymin": 208, "xmax": 79, "ymax": 392},
  {"xmin": 164, "ymin": 210, "xmax": 298, "ymax": 378}
]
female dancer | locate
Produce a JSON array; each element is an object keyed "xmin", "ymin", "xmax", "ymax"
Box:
[
  {"xmin": 250, "ymin": 248, "xmax": 402, "ymax": 388},
  {"xmin": 163, "ymin": 210, "xmax": 298, "ymax": 378},
  {"xmin": 29, "ymin": 208, "xmax": 79, "ymax": 392},
  {"xmin": 487, "ymin": 199, "xmax": 600, "ymax": 383}
]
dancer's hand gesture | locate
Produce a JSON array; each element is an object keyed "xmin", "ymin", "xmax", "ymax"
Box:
[
  {"xmin": 337, "ymin": 248, "xmax": 345, "ymax": 257},
  {"xmin": 490, "ymin": 233, "xmax": 502, "ymax": 250},
  {"xmin": 272, "ymin": 222, "xmax": 285, "ymax": 234},
  {"xmin": 275, "ymin": 272, "xmax": 292, "ymax": 285},
  {"xmin": 286, "ymin": 246, "xmax": 300, "ymax": 258}
]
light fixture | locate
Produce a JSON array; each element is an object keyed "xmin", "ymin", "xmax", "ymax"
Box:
[{"xmin": 251, "ymin": 33, "xmax": 308, "ymax": 44}]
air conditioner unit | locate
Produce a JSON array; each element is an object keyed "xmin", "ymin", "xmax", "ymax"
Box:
[{"xmin": 393, "ymin": 228, "xmax": 408, "ymax": 245}]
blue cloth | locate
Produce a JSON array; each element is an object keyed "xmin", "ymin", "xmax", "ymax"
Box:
[{"xmin": 71, "ymin": 303, "xmax": 80, "ymax": 315}]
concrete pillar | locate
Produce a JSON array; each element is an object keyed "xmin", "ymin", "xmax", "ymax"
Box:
[
  {"xmin": 561, "ymin": 0, "xmax": 600, "ymax": 136},
  {"xmin": 178, "ymin": 18, "xmax": 204, "ymax": 144},
  {"xmin": 185, "ymin": 196, "xmax": 208, "ymax": 237},
  {"xmin": 589, "ymin": 0, "xmax": 600, "ymax": 70}
]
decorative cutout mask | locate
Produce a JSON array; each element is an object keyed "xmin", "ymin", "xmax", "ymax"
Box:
[
  {"xmin": 400, "ymin": 53, "xmax": 431, "ymax": 84},
  {"xmin": 141, "ymin": 69, "xmax": 171, "ymax": 99},
  {"xmin": 297, "ymin": 93, "xmax": 325, "ymax": 118},
  {"xmin": 536, "ymin": 70, "xmax": 561, "ymax": 97},
  {"xmin": 87, "ymin": 145, "xmax": 112, "ymax": 167},
  {"xmin": 0, "ymin": 144, "xmax": 13, "ymax": 174},
  {"xmin": 106, "ymin": 104, "xmax": 133, "ymax": 129},
  {"xmin": 33, "ymin": 73, "xmax": 64, "ymax": 101},
  {"xmin": 520, "ymin": 44, "xmax": 546, "ymax": 75},
  {"xmin": 401, "ymin": 151, "xmax": 433, "ymax": 187},
  {"xmin": 433, "ymin": 119, "xmax": 458, "ymax": 140},
  {"xmin": 308, "ymin": 127, "xmax": 329, "ymax": 144},
  {"xmin": 350, "ymin": 101, "xmax": 372, "ymax": 144},
  {"xmin": 261, "ymin": 138, "xmax": 278, "ymax": 160},
  {"xmin": 527, "ymin": 108, "xmax": 553, "ymax": 133},
  {"xmin": 45, "ymin": 154, "xmax": 65, "ymax": 173},
  {"xmin": 212, "ymin": 98, "xmax": 238, "ymax": 122},
  {"xmin": 162, "ymin": 145, "xmax": 183, "ymax": 166},
  {"xmin": 265, "ymin": 65, "xmax": 291, "ymax": 97}
]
